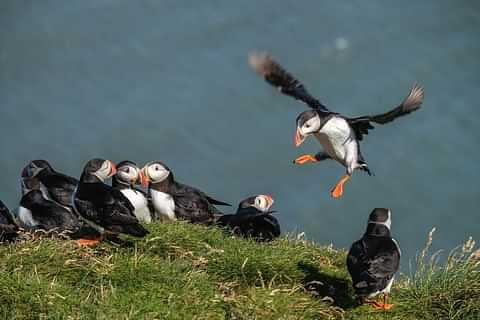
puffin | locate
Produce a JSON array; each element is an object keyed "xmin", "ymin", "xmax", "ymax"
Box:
[
  {"xmin": 73, "ymin": 158, "xmax": 149, "ymax": 245},
  {"xmin": 141, "ymin": 161, "xmax": 231, "ymax": 224},
  {"xmin": 216, "ymin": 194, "xmax": 280, "ymax": 242},
  {"xmin": 347, "ymin": 208, "xmax": 401, "ymax": 310},
  {"xmin": 112, "ymin": 160, "xmax": 152, "ymax": 223},
  {"xmin": 249, "ymin": 52, "xmax": 424, "ymax": 198},
  {"xmin": 0, "ymin": 200, "xmax": 19, "ymax": 242},
  {"xmin": 22, "ymin": 160, "xmax": 78, "ymax": 208}
]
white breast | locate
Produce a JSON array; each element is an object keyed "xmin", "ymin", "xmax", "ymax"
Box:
[
  {"xmin": 121, "ymin": 189, "xmax": 152, "ymax": 223},
  {"xmin": 315, "ymin": 117, "xmax": 358, "ymax": 166},
  {"xmin": 150, "ymin": 189, "xmax": 176, "ymax": 221},
  {"xmin": 18, "ymin": 206, "xmax": 38, "ymax": 227}
]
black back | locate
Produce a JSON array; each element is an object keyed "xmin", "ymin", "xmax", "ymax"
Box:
[{"xmin": 347, "ymin": 224, "xmax": 400, "ymax": 299}]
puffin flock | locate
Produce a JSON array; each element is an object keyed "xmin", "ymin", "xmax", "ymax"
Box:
[{"xmin": 0, "ymin": 52, "xmax": 424, "ymax": 311}]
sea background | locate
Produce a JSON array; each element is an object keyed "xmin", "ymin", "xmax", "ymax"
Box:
[{"xmin": 1, "ymin": 0, "xmax": 479, "ymax": 268}]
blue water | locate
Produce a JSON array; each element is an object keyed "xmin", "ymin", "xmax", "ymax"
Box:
[{"xmin": 1, "ymin": 1, "xmax": 479, "ymax": 267}]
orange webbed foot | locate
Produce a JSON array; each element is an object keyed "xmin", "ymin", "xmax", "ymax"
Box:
[
  {"xmin": 77, "ymin": 237, "xmax": 102, "ymax": 247},
  {"xmin": 293, "ymin": 154, "xmax": 319, "ymax": 165},
  {"xmin": 330, "ymin": 175, "xmax": 351, "ymax": 199}
]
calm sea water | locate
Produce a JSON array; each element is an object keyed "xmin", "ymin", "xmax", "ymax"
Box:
[{"xmin": 1, "ymin": 1, "xmax": 479, "ymax": 267}]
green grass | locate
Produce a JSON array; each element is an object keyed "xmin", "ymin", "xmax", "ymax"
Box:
[{"xmin": 0, "ymin": 223, "xmax": 478, "ymax": 320}]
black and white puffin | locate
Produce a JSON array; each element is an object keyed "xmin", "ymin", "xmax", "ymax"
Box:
[
  {"xmin": 216, "ymin": 194, "xmax": 280, "ymax": 242},
  {"xmin": 249, "ymin": 52, "xmax": 424, "ymax": 198},
  {"xmin": 347, "ymin": 208, "xmax": 401, "ymax": 310},
  {"xmin": 141, "ymin": 161, "xmax": 231, "ymax": 224},
  {"xmin": 112, "ymin": 160, "xmax": 152, "ymax": 223},
  {"xmin": 73, "ymin": 159, "xmax": 149, "ymax": 245},
  {"xmin": 22, "ymin": 160, "xmax": 78, "ymax": 208},
  {"xmin": 18, "ymin": 176, "xmax": 85, "ymax": 235},
  {"xmin": 0, "ymin": 200, "xmax": 19, "ymax": 242}
]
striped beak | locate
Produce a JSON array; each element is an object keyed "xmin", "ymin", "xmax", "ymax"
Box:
[{"xmin": 295, "ymin": 128, "xmax": 305, "ymax": 147}]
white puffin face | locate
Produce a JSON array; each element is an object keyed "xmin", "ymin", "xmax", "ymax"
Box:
[
  {"xmin": 299, "ymin": 114, "xmax": 321, "ymax": 136},
  {"xmin": 94, "ymin": 160, "xmax": 116, "ymax": 182},
  {"xmin": 117, "ymin": 164, "xmax": 140, "ymax": 185},
  {"xmin": 253, "ymin": 195, "xmax": 274, "ymax": 212},
  {"xmin": 144, "ymin": 162, "xmax": 170, "ymax": 184}
]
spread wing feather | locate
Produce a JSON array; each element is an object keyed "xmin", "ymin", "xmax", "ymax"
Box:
[
  {"xmin": 249, "ymin": 51, "xmax": 330, "ymax": 113},
  {"xmin": 348, "ymin": 84, "xmax": 424, "ymax": 140}
]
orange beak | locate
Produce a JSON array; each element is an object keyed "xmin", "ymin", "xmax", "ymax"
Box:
[
  {"xmin": 262, "ymin": 194, "xmax": 274, "ymax": 210},
  {"xmin": 136, "ymin": 169, "xmax": 144, "ymax": 185},
  {"xmin": 109, "ymin": 161, "xmax": 117, "ymax": 177},
  {"xmin": 141, "ymin": 168, "xmax": 149, "ymax": 188},
  {"xmin": 294, "ymin": 128, "xmax": 305, "ymax": 147}
]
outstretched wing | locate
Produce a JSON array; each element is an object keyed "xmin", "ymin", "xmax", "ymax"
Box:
[
  {"xmin": 249, "ymin": 51, "xmax": 331, "ymax": 113},
  {"xmin": 348, "ymin": 84, "xmax": 424, "ymax": 140}
]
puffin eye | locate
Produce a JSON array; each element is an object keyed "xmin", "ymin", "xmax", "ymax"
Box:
[{"xmin": 124, "ymin": 167, "xmax": 130, "ymax": 173}]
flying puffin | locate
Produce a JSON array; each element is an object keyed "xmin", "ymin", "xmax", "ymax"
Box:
[
  {"xmin": 347, "ymin": 208, "xmax": 401, "ymax": 310},
  {"xmin": 216, "ymin": 194, "xmax": 280, "ymax": 242},
  {"xmin": 0, "ymin": 200, "xmax": 19, "ymax": 242},
  {"xmin": 112, "ymin": 160, "xmax": 152, "ymax": 223},
  {"xmin": 73, "ymin": 159, "xmax": 149, "ymax": 246},
  {"xmin": 249, "ymin": 52, "xmax": 424, "ymax": 198},
  {"xmin": 18, "ymin": 176, "xmax": 100, "ymax": 239},
  {"xmin": 22, "ymin": 160, "xmax": 78, "ymax": 208},
  {"xmin": 141, "ymin": 161, "xmax": 231, "ymax": 224}
]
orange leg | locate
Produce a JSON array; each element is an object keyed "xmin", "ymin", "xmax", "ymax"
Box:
[
  {"xmin": 330, "ymin": 175, "xmax": 351, "ymax": 199},
  {"xmin": 372, "ymin": 295, "xmax": 394, "ymax": 310},
  {"xmin": 293, "ymin": 154, "xmax": 319, "ymax": 165},
  {"xmin": 76, "ymin": 235, "xmax": 104, "ymax": 247}
]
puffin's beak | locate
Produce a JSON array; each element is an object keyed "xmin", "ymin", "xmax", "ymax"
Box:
[
  {"xmin": 136, "ymin": 170, "xmax": 144, "ymax": 186},
  {"xmin": 294, "ymin": 128, "xmax": 305, "ymax": 147},
  {"xmin": 262, "ymin": 194, "xmax": 274, "ymax": 210},
  {"xmin": 141, "ymin": 168, "xmax": 149, "ymax": 188},
  {"xmin": 109, "ymin": 161, "xmax": 117, "ymax": 177}
]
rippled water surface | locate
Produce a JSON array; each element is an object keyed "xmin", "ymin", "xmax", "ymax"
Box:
[{"xmin": 1, "ymin": 0, "xmax": 479, "ymax": 266}]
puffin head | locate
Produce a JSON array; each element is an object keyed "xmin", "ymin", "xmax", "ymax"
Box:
[
  {"xmin": 367, "ymin": 208, "xmax": 392, "ymax": 230},
  {"xmin": 21, "ymin": 176, "xmax": 41, "ymax": 195},
  {"xmin": 82, "ymin": 158, "xmax": 117, "ymax": 182},
  {"xmin": 295, "ymin": 110, "xmax": 321, "ymax": 147},
  {"xmin": 238, "ymin": 194, "xmax": 275, "ymax": 213},
  {"xmin": 141, "ymin": 161, "xmax": 172, "ymax": 187},
  {"xmin": 115, "ymin": 161, "xmax": 144, "ymax": 187},
  {"xmin": 21, "ymin": 159, "xmax": 53, "ymax": 178}
]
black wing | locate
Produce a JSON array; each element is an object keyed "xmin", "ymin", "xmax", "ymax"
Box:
[
  {"xmin": 178, "ymin": 183, "xmax": 231, "ymax": 207},
  {"xmin": 172, "ymin": 191, "xmax": 218, "ymax": 224},
  {"xmin": 348, "ymin": 84, "xmax": 424, "ymax": 140},
  {"xmin": 249, "ymin": 52, "xmax": 331, "ymax": 113},
  {"xmin": 40, "ymin": 173, "xmax": 78, "ymax": 207}
]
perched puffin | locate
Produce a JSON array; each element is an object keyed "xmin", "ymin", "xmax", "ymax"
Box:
[
  {"xmin": 73, "ymin": 159, "xmax": 149, "ymax": 245},
  {"xmin": 141, "ymin": 161, "xmax": 231, "ymax": 224},
  {"xmin": 0, "ymin": 200, "xmax": 19, "ymax": 242},
  {"xmin": 249, "ymin": 52, "xmax": 424, "ymax": 198},
  {"xmin": 347, "ymin": 208, "xmax": 401, "ymax": 310},
  {"xmin": 112, "ymin": 160, "xmax": 152, "ymax": 223},
  {"xmin": 18, "ymin": 176, "xmax": 99, "ymax": 239},
  {"xmin": 22, "ymin": 160, "xmax": 78, "ymax": 208},
  {"xmin": 216, "ymin": 194, "xmax": 280, "ymax": 242}
]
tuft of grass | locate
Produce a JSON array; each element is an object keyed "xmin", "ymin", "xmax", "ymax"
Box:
[{"xmin": 0, "ymin": 222, "xmax": 478, "ymax": 319}]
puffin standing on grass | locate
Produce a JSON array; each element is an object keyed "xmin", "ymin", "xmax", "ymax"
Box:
[
  {"xmin": 21, "ymin": 160, "xmax": 78, "ymax": 209},
  {"xmin": 141, "ymin": 161, "xmax": 231, "ymax": 224},
  {"xmin": 249, "ymin": 52, "xmax": 424, "ymax": 198},
  {"xmin": 216, "ymin": 194, "xmax": 280, "ymax": 241},
  {"xmin": 73, "ymin": 159, "xmax": 149, "ymax": 246},
  {"xmin": 0, "ymin": 200, "xmax": 19, "ymax": 242},
  {"xmin": 347, "ymin": 208, "xmax": 401, "ymax": 310},
  {"xmin": 112, "ymin": 161, "xmax": 152, "ymax": 223}
]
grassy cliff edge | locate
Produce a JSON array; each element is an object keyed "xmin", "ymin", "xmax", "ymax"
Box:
[{"xmin": 0, "ymin": 223, "xmax": 478, "ymax": 320}]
